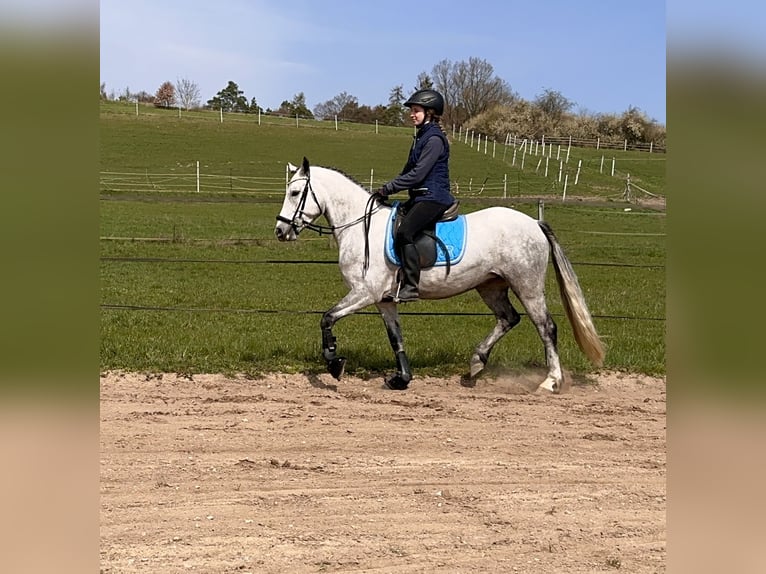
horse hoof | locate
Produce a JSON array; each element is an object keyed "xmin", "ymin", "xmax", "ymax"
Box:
[
  {"xmin": 384, "ymin": 374, "xmax": 409, "ymax": 390},
  {"xmin": 327, "ymin": 356, "xmax": 347, "ymax": 380},
  {"xmin": 538, "ymin": 377, "xmax": 561, "ymax": 394},
  {"xmin": 469, "ymin": 358, "xmax": 485, "ymax": 378}
]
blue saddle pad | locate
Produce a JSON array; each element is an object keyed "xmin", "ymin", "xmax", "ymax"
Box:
[{"xmin": 384, "ymin": 203, "xmax": 467, "ymax": 267}]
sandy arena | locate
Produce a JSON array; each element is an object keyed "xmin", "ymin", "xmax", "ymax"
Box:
[{"xmin": 100, "ymin": 370, "xmax": 666, "ymax": 573}]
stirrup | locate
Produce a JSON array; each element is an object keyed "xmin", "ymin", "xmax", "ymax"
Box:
[
  {"xmin": 383, "ymin": 284, "xmax": 419, "ymax": 303},
  {"xmin": 394, "ymin": 286, "xmax": 419, "ymax": 302}
]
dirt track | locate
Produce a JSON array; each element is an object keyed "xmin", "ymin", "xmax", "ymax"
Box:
[{"xmin": 100, "ymin": 370, "xmax": 666, "ymax": 573}]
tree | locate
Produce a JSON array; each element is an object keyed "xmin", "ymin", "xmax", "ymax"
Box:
[
  {"xmin": 118, "ymin": 86, "xmax": 135, "ymax": 102},
  {"xmin": 154, "ymin": 81, "xmax": 175, "ymax": 108},
  {"xmin": 206, "ymin": 81, "xmax": 249, "ymax": 112},
  {"xmin": 136, "ymin": 91, "xmax": 154, "ymax": 103},
  {"xmin": 176, "ymin": 77, "xmax": 201, "ymax": 110},
  {"xmin": 276, "ymin": 92, "xmax": 314, "ymax": 119},
  {"xmin": 534, "ymin": 88, "xmax": 574, "ymax": 125},
  {"xmin": 619, "ymin": 105, "xmax": 651, "ymax": 144},
  {"xmin": 431, "ymin": 57, "xmax": 515, "ymax": 125},
  {"xmin": 248, "ymin": 97, "xmax": 262, "ymax": 114},
  {"xmin": 382, "ymin": 85, "xmax": 406, "ymax": 126},
  {"xmin": 100, "ymin": 82, "xmax": 107, "ymax": 101},
  {"xmin": 414, "ymin": 72, "xmax": 433, "ymax": 91},
  {"xmin": 313, "ymin": 91, "xmax": 358, "ymax": 120}
]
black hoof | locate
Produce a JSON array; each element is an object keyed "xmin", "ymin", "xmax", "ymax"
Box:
[
  {"xmin": 327, "ymin": 356, "xmax": 346, "ymax": 380},
  {"xmin": 459, "ymin": 374, "xmax": 477, "ymax": 388},
  {"xmin": 384, "ymin": 373, "xmax": 410, "ymax": 390}
]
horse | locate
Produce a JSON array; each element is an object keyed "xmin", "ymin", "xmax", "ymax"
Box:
[{"xmin": 274, "ymin": 157, "xmax": 605, "ymax": 393}]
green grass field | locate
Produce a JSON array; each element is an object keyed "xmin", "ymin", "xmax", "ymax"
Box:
[{"xmin": 100, "ymin": 101, "xmax": 666, "ymax": 378}]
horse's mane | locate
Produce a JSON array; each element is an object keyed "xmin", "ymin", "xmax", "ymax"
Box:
[{"xmin": 322, "ymin": 166, "xmax": 372, "ymax": 193}]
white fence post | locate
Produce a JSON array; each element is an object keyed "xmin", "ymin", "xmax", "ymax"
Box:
[
  {"xmin": 574, "ymin": 159, "xmax": 582, "ymax": 185},
  {"xmin": 196, "ymin": 161, "xmax": 200, "ymax": 193},
  {"xmin": 611, "ymin": 157, "xmax": 616, "ymax": 176},
  {"xmin": 503, "ymin": 173, "xmax": 507, "ymax": 198},
  {"xmin": 220, "ymin": 108, "xmax": 223, "ymax": 123},
  {"xmin": 370, "ymin": 168, "xmax": 374, "ymax": 191},
  {"xmin": 562, "ymin": 174, "xmax": 569, "ymax": 201}
]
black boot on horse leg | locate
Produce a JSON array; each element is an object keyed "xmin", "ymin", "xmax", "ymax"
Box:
[
  {"xmin": 321, "ymin": 320, "xmax": 346, "ymax": 380},
  {"xmin": 385, "ymin": 350, "xmax": 412, "ymax": 390},
  {"xmin": 396, "ymin": 244, "xmax": 421, "ymax": 302}
]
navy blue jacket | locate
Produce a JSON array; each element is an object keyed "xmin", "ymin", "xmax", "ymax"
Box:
[{"xmin": 382, "ymin": 122, "xmax": 454, "ymax": 206}]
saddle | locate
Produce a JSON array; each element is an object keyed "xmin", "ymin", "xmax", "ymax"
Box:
[{"xmin": 385, "ymin": 201, "xmax": 467, "ymax": 271}]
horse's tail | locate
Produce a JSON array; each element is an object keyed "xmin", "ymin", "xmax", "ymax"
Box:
[{"xmin": 539, "ymin": 221, "xmax": 605, "ymax": 367}]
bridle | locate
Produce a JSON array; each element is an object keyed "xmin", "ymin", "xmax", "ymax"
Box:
[
  {"xmin": 275, "ymin": 176, "xmax": 332, "ymax": 236},
  {"xmin": 275, "ymin": 172, "xmax": 385, "ymax": 274}
]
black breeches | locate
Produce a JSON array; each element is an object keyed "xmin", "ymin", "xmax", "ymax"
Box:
[{"xmin": 393, "ymin": 201, "xmax": 448, "ymax": 250}]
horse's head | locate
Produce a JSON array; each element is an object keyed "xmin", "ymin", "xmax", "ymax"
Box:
[{"xmin": 275, "ymin": 156, "xmax": 322, "ymax": 241}]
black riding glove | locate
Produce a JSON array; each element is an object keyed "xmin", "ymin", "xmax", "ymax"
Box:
[{"xmin": 371, "ymin": 188, "xmax": 388, "ymax": 202}]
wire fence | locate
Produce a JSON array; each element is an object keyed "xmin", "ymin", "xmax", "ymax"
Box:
[{"xmin": 100, "ymin": 234, "xmax": 666, "ymax": 323}]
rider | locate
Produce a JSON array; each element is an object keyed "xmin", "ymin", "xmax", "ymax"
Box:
[{"xmin": 374, "ymin": 88, "xmax": 455, "ymax": 302}]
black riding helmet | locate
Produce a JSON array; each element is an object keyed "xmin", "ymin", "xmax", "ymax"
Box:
[{"xmin": 404, "ymin": 89, "xmax": 444, "ymax": 116}]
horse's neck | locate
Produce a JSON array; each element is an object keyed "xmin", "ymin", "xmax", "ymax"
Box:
[{"xmin": 316, "ymin": 170, "xmax": 382, "ymax": 235}]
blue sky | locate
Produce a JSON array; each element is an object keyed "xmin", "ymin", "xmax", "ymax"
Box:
[{"xmin": 100, "ymin": 0, "xmax": 667, "ymax": 124}]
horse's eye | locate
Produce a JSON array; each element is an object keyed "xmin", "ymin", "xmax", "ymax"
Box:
[{"xmin": 290, "ymin": 189, "xmax": 301, "ymax": 197}]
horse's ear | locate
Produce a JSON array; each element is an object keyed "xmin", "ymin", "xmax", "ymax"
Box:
[
  {"xmin": 287, "ymin": 162, "xmax": 298, "ymax": 175},
  {"xmin": 302, "ymin": 156, "xmax": 310, "ymax": 176}
]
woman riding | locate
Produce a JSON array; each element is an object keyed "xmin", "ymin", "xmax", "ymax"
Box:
[{"xmin": 374, "ymin": 88, "xmax": 455, "ymax": 302}]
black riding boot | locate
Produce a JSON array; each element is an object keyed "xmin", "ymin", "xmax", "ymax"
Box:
[{"xmin": 396, "ymin": 244, "xmax": 421, "ymax": 302}]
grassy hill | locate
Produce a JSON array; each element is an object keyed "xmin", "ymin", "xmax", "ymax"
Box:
[{"xmin": 100, "ymin": 101, "xmax": 666, "ymax": 378}]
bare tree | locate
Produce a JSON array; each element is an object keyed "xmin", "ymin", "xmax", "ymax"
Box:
[
  {"xmin": 534, "ymin": 88, "xmax": 574, "ymax": 124},
  {"xmin": 431, "ymin": 57, "xmax": 515, "ymax": 125},
  {"xmin": 414, "ymin": 71, "xmax": 433, "ymax": 91},
  {"xmin": 175, "ymin": 77, "xmax": 201, "ymax": 110},
  {"xmin": 313, "ymin": 91, "xmax": 358, "ymax": 120}
]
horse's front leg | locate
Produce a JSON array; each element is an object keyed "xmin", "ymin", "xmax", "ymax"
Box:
[
  {"xmin": 376, "ymin": 301, "xmax": 412, "ymax": 390},
  {"xmin": 320, "ymin": 291, "xmax": 375, "ymax": 380}
]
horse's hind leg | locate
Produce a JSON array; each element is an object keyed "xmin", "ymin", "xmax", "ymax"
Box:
[
  {"xmin": 518, "ymin": 294, "xmax": 562, "ymax": 393},
  {"xmin": 376, "ymin": 301, "xmax": 412, "ymax": 390},
  {"xmin": 470, "ymin": 280, "xmax": 522, "ymax": 378}
]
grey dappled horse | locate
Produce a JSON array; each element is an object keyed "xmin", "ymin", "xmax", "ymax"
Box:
[{"xmin": 275, "ymin": 157, "xmax": 604, "ymax": 392}]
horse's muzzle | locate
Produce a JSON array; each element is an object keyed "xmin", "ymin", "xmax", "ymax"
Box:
[{"xmin": 274, "ymin": 223, "xmax": 297, "ymax": 242}]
